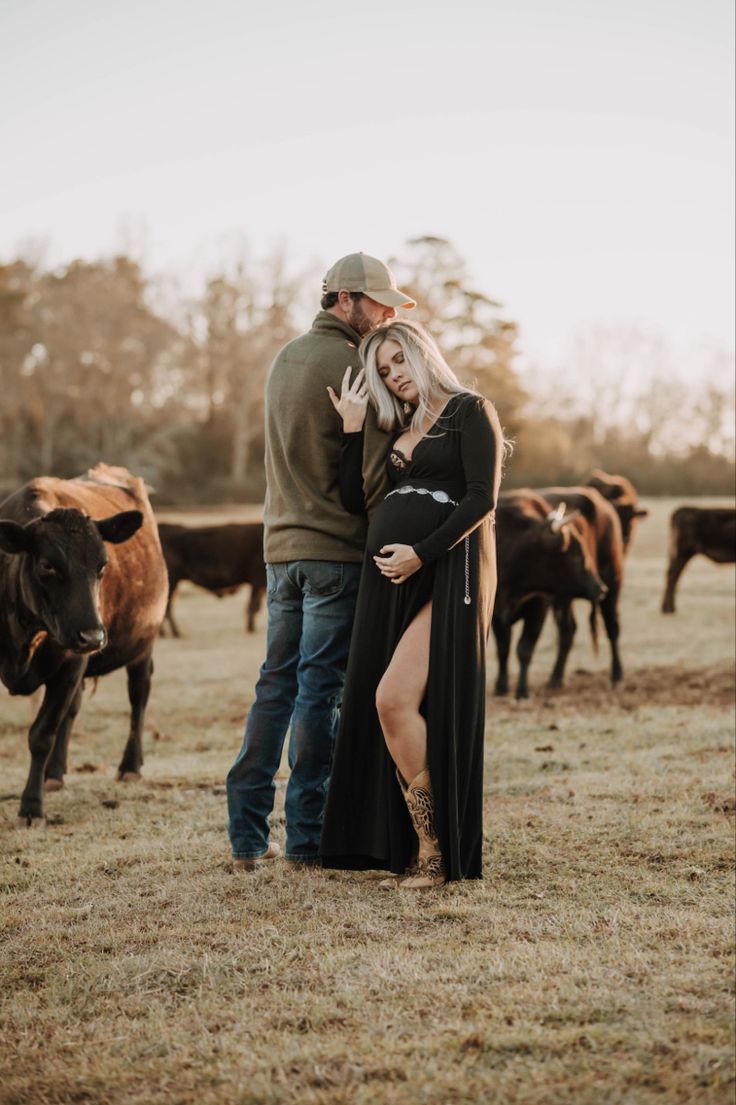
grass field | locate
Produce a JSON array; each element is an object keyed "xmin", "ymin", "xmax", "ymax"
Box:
[{"xmin": 1, "ymin": 498, "xmax": 734, "ymax": 1105}]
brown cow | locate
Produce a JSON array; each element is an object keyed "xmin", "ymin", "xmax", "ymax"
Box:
[
  {"xmin": 493, "ymin": 492, "xmax": 607, "ymax": 698},
  {"xmin": 585, "ymin": 469, "xmax": 649, "ymax": 549},
  {"xmin": 0, "ymin": 464, "xmax": 167, "ymax": 826},
  {"xmin": 157, "ymin": 521, "xmax": 266, "ymax": 636},
  {"xmin": 535, "ymin": 487, "xmax": 625, "ymax": 687},
  {"xmin": 661, "ymin": 506, "xmax": 736, "ymax": 613}
]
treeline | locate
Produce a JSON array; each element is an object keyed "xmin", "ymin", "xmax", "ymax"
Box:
[{"xmin": 1, "ymin": 236, "xmax": 733, "ymax": 503}]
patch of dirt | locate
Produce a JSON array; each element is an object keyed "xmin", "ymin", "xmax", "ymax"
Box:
[
  {"xmin": 702, "ymin": 791, "xmax": 736, "ymax": 815},
  {"xmin": 491, "ymin": 663, "xmax": 735, "ymax": 715}
]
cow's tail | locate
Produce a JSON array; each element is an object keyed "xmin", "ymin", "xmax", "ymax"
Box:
[{"xmin": 589, "ymin": 604, "xmax": 600, "ymax": 656}]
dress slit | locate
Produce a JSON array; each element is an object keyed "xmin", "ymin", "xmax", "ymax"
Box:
[{"xmin": 379, "ymin": 599, "xmax": 433, "ymax": 709}]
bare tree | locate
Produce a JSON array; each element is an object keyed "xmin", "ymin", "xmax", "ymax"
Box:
[
  {"xmin": 390, "ymin": 237, "xmax": 527, "ymax": 436},
  {"xmin": 184, "ymin": 250, "xmax": 301, "ymax": 488}
]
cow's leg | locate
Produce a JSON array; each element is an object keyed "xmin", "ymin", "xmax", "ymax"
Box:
[
  {"xmin": 516, "ymin": 598, "xmax": 548, "ymax": 699},
  {"xmin": 117, "ymin": 653, "xmax": 153, "ymax": 781},
  {"xmin": 547, "ymin": 600, "xmax": 576, "ymax": 688},
  {"xmin": 492, "ymin": 617, "xmax": 511, "ymax": 696},
  {"xmin": 164, "ymin": 587, "xmax": 182, "ymax": 638},
  {"xmin": 19, "ymin": 661, "xmax": 86, "ymax": 826},
  {"xmin": 600, "ymin": 587, "xmax": 623, "ymax": 684},
  {"xmin": 661, "ymin": 551, "xmax": 693, "ymax": 614},
  {"xmin": 246, "ymin": 585, "xmax": 265, "ymax": 633},
  {"xmin": 44, "ymin": 682, "xmax": 83, "ymax": 791}
]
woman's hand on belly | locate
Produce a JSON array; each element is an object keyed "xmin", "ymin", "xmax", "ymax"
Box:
[{"xmin": 373, "ymin": 544, "xmax": 423, "ymax": 584}]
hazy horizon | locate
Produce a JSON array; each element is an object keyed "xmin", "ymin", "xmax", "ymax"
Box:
[{"xmin": 2, "ymin": 0, "xmax": 734, "ymax": 379}]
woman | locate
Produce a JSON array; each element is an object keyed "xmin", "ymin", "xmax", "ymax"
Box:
[{"xmin": 319, "ymin": 320, "xmax": 503, "ymax": 887}]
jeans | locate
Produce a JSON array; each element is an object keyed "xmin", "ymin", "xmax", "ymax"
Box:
[{"xmin": 227, "ymin": 559, "xmax": 361, "ymax": 861}]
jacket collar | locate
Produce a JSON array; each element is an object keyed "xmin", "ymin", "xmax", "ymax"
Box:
[{"xmin": 310, "ymin": 310, "xmax": 362, "ymax": 346}]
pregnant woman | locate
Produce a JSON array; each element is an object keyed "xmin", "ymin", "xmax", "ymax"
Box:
[{"xmin": 320, "ymin": 320, "xmax": 503, "ymax": 888}]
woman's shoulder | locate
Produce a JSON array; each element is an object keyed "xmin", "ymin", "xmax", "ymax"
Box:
[
  {"xmin": 451, "ymin": 392, "xmax": 502, "ymax": 440},
  {"xmin": 448, "ymin": 391, "xmax": 487, "ymax": 419}
]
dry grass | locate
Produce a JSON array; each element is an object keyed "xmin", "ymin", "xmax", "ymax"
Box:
[{"xmin": 1, "ymin": 498, "xmax": 734, "ymax": 1105}]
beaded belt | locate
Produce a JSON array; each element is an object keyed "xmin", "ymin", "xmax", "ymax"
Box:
[
  {"xmin": 385, "ymin": 485, "xmax": 459, "ymax": 506},
  {"xmin": 384, "ymin": 485, "xmax": 471, "ymax": 605}
]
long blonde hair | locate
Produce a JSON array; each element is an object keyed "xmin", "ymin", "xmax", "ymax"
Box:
[{"xmin": 360, "ymin": 320, "xmax": 478, "ymax": 432}]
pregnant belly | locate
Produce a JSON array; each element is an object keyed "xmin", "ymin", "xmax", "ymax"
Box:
[{"xmin": 367, "ymin": 493, "xmax": 454, "ymax": 558}]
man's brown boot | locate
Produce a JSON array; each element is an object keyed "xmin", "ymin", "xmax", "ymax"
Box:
[{"xmin": 232, "ymin": 842, "xmax": 281, "ymax": 871}]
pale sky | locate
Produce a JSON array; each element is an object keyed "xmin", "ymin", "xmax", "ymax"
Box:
[{"xmin": 1, "ymin": 0, "xmax": 734, "ymax": 377}]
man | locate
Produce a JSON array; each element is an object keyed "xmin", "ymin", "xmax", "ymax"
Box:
[{"xmin": 227, "ymin": 253, "xmax": 416, "ymax": 868}]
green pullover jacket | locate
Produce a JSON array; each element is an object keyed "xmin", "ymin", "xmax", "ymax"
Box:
[{"xmin": 263, "ymin": 311, "xmax": 389, "ymax": 563}]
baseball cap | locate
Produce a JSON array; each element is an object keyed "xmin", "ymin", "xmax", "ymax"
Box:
[{"xmin": 323, "ymin": 253, "xmax": 416, "ymax": 309}]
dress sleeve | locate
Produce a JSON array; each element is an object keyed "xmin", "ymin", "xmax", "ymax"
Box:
[
  {"xmin": 339, "ymin": 431, "xmax": 366, "ymax": 515},
  {"xmin": 412, "ymin": 397, "xmax": 501, "ymax": 566},
  {"xmin": 362, "ymin": 405, "xmax": 391, "ymax": 517}
]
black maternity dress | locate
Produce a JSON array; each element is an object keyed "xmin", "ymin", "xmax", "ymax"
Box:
[{"xmin": 319, "ymin": 392, "xmax": 500, "ymax": 881}]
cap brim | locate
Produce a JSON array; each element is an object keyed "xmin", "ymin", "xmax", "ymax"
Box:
[{"xmin": 364, "ymin": 288, "xmax": 416, "ymax": 309}]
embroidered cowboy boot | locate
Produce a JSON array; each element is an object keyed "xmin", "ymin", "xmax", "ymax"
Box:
[
  {"xmin": 377, "ymin": 770, "xmax": 419, "ymax": 889},
  {"xmin": 398, "ymin": 768, "xmax": 446, "ymax": 890}
]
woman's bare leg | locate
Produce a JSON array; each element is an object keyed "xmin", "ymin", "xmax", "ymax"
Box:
[{"xmin": 376, "ymin": 602, "xmax": 432, "ymax": 782}]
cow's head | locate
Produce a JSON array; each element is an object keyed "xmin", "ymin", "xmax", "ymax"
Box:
[
  {"xmin": 615, "ymin": 502, "xmax": 650, "ymax": 549},
  {"xmin": 586, "ymin": 470, "xmax": 648, "ymax": 548},
  {"xmin": 0, "ymin": 507, "xmax": 143, "ymax": 653},
  {"xmin": 495, "ymin": 500, "xmax": 608, "ymax": 625},
  {"xmin": 540, "ymin": 507, "xmax": 607, "ymax": 604}
]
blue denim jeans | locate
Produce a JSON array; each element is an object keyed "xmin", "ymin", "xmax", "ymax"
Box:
[{"xmin": 227, "ymin": 560, "xmax": 361, "ymax": 861}]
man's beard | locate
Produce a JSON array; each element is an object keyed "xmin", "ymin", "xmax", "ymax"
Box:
[{"xmin": 348, "ymin": 300, "xmax": 375, "ymax": 337}]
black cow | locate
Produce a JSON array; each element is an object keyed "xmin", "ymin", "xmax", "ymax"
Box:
[
  {"xmin": 0, "ymin": 464, "xmax": 168, "ymax": 826},
  {"xmin": 493, "ymin": 492, "xmax": 607, "ymax": 698},
  {"xmin": 157, "ymin": 521, "xmax": 266, "ymax": 636},
  {"xmin": 586, "ymin": 468, "xmax": 649, "ymax": 549},
  {"xmin": 661, "ymin": 506, "xmax": 736, "ymax": 613},
  {"xmin": 535, "ymin": 487, "xmax": 626, "ymax": 688}
]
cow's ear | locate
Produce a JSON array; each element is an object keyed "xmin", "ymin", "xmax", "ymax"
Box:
[
  {"xmin": 0, "ymin": 520, "xmax": 33, "ymax": 556},
  {"xmin": 95, "ymin": 511, "xmax": 143, "ymax": 545},
  {"xmin": 634, "ymin": 508, "xmax": 649, "ymax": 518},
  {"xmin": 546, "ymin": 506, "xmax": 580, "ymax": 535}
]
